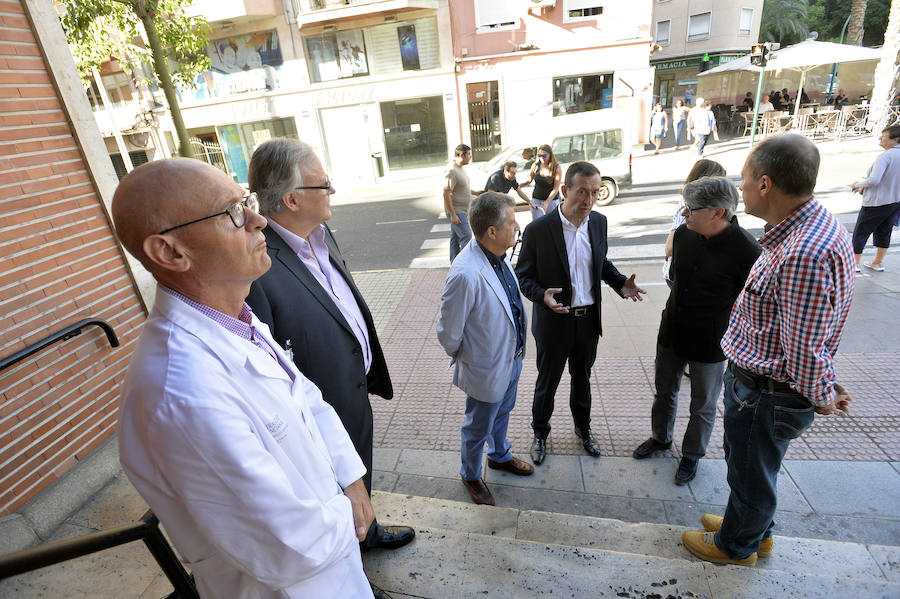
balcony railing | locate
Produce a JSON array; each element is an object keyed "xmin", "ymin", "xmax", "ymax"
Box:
[{"xmin": 297, "ymin": 0, "xmax": 438, "ymax": 27}]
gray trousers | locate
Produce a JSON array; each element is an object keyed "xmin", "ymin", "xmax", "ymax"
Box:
[{"xmin": 651, "ymin": 343, "xmax": 725, "ymax": 460}]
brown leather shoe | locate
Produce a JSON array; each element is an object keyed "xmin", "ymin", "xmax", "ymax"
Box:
[
  {"xmin": 461, "ymin": 476, "xmax": 495, "ymax": 505},
  {"xmin": 487, "ymin": 456, "xmax": 534, "ymax": 476}
]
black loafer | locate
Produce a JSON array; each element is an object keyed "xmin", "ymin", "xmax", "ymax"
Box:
[
  {"xmin": 575, "ymin": 427, "xmax": 601, "ymax": 457},
  {"xmin": 373, "ymin": 525, "xmax": 416, "ymax": 550},
  {"xmin": 632, "ymin": 437, "xmax": 673, "ymax": 459},
  {"xmin": 675, "ymin": 457, "xmax": 699, "ymax": 485},
  {"xmin": 530, "ymin": 437, "xmax": 546, "ymax": 465}
]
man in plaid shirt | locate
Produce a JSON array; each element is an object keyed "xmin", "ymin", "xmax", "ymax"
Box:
[{"xmin": 682, "ymin": 134, "xmax": 855, "ymax": 566}]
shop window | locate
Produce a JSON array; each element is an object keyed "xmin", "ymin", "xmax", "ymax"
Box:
[
  {"xmin": 366, "ymin": 18, "xmax": 440, "ymax": 74},
  {"xmin": 380, "ymin": 96, "xmax": 447, "ymax": 170},
  {"xmin": 565, "ymin": 0, "xmax": 603, "ymax": 21},
  {"xmin": 216, "ymin": 117, "xmax": 298, "ymax": 184},
  {"xmin": 475, "ymin": 0, "xmax": 518, "ymax": 31},
  {"xmin": 552, "ymin": 73, "xmax": 613, "ymax": 117},
  {"xmin": 656, "ymin": 20, "xmax": 670, "ymax": 46},
  {"xmin": 687, "ymin": 12, "xmax": 711, "ymax": 41},
  {"xmin": 305, "ymin": 29, "xmax": 369, "ymax": 83},
  {"xmin": 739, "ymin": 8, "xmax": 753, "ymax": 35}
]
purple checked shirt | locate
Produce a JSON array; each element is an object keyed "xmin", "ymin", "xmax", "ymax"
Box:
[{"xmin": 268, "ymin": 219, "xmax": 373, "ymax": 373}]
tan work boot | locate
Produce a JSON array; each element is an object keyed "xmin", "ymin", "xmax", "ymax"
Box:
[
  {"xmin": 701, "ymin": 513, "xmax": 773, "ymax": 557},
  {"xmin": 681, "ymin": 531, "xmax": 757, "ymax": 566}
]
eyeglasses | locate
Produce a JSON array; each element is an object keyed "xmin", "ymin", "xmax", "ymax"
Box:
[
  {"xmin": 158, "ymin": 192, "xmax": 259, "ymax": 235},
  {"xmin": 294, "ymin": 178, "xmax": 334, "ymax": 192},
  {"xmin": 683, "ymin": 205, "xmax": 711, "ymax": 217},
  {"xmin": 538, "ymin": 153, "xmax": 549, "ymax": 159}
]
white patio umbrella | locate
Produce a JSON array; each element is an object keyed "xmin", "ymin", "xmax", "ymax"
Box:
[{"xmin": 700, "ymin": 39, "xmax": 882, "ymax": 123}]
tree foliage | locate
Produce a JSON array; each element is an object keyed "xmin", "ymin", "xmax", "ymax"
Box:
[
  {"xmin": 760, "ymin": 0, "xmax": 810, "ymax": 45},
  {"xmin": 808, "ymin": 0, "xmax": 891, "ymax": 46},
  {"xmin": 60, "ymin": 0, "xmax": 210, "ymax": 88}
]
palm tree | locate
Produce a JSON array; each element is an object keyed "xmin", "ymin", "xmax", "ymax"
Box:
[
  {"xmin": 760, "ymin": 0, "xmax": 809, "ymax": 45},
  {"xmin": 867, "ymin": 0, "xmax": 899, "ymax": 131},
  {"xmin": 847, "ymin": 0, "xmax": 869, "ymax": 45}
]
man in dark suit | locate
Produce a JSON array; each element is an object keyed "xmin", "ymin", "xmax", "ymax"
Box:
[
  {"xmin": 516, "ymin": 161, "xmax": 646, "ymax": 465},
  {"xmin": 244, "ymin": 140, "xmax": 414, "ymax": 574}
]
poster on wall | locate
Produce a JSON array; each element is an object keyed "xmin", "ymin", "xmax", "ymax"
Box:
[
  {"xmin": 336, "ymin": 30, "xmax": 368, "ymax": 78},
  {"xmin": 398, "ymin": 25, "xmax": 420, "ymax": 71},
  {"xmin": 183, "ymin": 31, "xmax": 284, "ymax": 101}
]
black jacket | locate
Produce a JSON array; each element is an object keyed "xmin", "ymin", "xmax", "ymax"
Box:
[{"xmin": 658, "ymin": 221, "xmax": 761, "ymax": 362}]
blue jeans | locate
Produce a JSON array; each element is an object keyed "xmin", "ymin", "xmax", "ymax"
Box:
[
  {"xmin": 450, "ymin": 212, "xmax": 472, "ymax": 262},
  {"xmin": 696, "ymin": 133, "xmax": 711, "ymax": 156},
  {"xmin": 714, "ymin": 370, "xmax": 815, "ymax": 559},
  {"xmin": 675, "ymin": 120, "xmax": 686, "ymax": 146},
  {"xmin": 460, "ymin": 356, "xmax": 523, "ymax": 480},
  {"xmin": 529, "ymin": 195, "xmax": 560, "ymax": 221}
]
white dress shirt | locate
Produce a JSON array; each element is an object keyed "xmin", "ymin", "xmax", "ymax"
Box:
[{"xmin": 559, "ymin": 207, "xmax": 594, "ymax": 307}]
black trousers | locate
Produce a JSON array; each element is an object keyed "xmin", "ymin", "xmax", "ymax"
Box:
[
  {"xmin": 531, "ymin": 309, "xmax": 600, "ymax": 439},
  {"xmin": 852, "ymin": 202, "xmax": 900, "ymax": 254}
]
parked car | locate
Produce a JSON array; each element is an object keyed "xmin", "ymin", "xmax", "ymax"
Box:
[{"xmin": 471, "ymin": 110, "xmax": 632, "ymax": 207}]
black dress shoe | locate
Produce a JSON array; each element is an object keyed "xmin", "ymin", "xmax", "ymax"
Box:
[
  {"xmin": 632, "ymin": 437, "xmax": 673, "ymax": 459},
  {"xmin": 530, "ymin": 437, "xmax": 546, "ymax": 465},
  {"xmin": 574, "ymin": 427, "xmax": 601, "ymax": 457},
  {"xmin": 372, "ymin": 525, "xmax": 416, "ymax": 550},
  {"xmin": 675, "ymin": 457, "xmax": 699, "ymax": 485}
]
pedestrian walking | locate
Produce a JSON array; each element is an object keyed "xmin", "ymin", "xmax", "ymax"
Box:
[
  {"xmin": 850, "ymin": 125, "xmax": 900, "ymax": 273},
  {"xmin": 523, "ymin": 144, "xmax": 562, "ymax": 220},
  {"xmin": 672, "ymin": 99, "xmax": 689, "ymax": 150},
  {"xmin": 650, "ymin": 103, "xmax": 669, "ymax": 155}
]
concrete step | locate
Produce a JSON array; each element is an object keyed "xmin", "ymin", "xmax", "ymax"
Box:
[{"xmin": 365, "ymin": 491, "xmax": 900, "ymax": 599}]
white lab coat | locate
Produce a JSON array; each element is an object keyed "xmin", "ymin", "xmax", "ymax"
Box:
[{"xmin": 118, "ymin": 288, "xmax": 373, "ymax": 599}]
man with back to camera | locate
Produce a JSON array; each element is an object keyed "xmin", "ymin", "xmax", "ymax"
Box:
[
  {"xmin": 516, "ymin": 161, "xmax": 646, "ymax": 465},
  {"xmin": 444, "ymin": 144, "xmax": 480, "ymax": 262},
  {"xmin": 484, "ymin": 160, "xmax": 530, "ymax": 205},
  {"xmin": 681, "ymin": 134, "xmax": 855, "ymax": 566},
  {"xmin": 633, "ymin": 176, "xmax": 761, "ymax": 485},
  {"xmin": 437, "ymin": 192, "xmax": 534, "ymax": 506},
  {"xmin": 112, "ymin": 158, "xmax": 382, "ymax": 598},
  {"xmin": 244, "ymin": 139, "xmax": 415, "ymax": 577}
]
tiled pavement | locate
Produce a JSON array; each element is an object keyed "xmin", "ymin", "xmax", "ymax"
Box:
[{"xmin": 364, "ymin": 255, "xmax": 900, "ymax": 464}]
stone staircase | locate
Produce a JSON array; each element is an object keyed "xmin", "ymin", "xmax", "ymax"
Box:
[{"xmin": 364, "ymin": 491, "xmax": 900, "ymax": 599}]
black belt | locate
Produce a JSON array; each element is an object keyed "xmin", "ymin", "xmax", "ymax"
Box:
[
  {"xmin": 728, "ymin": 362, "xmax": 800, "ymax": 396},
  {"xmin": 570, "ymin": 304, "xmax": 596, "ymax": 317}
]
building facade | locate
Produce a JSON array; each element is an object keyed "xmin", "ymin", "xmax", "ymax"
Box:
[
  {"xmin": 450, "ymin": 0, "xmax": 655, "ymax": 157},
  {"xmin": 651, "ymin": 0, "xmax": 762, "ymax": 107}
]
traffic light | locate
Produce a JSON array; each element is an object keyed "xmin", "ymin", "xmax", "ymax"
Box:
[{"xmin": 750, "ymin": 44, "xmax": 768, "ymax": 67}]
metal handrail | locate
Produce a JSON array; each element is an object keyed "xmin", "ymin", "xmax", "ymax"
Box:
[
  {"xmin": 0, "ymin": 510, "xmax": 199, "ymax": 598},
  {"xmin": 0, "ymin": 318, "xmax": 119, "ymax": 372}
]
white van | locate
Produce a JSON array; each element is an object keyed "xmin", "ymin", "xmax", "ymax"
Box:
[{"xmin": 472, "ymin": 110, "xmax": 632, "ymax": 207}]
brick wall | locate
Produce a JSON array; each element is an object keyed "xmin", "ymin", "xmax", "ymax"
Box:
[{"xmin": 0, "ymin": 0, "xmax": 146, "ymax": 515}]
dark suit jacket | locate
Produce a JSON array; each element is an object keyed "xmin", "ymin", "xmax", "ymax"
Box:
[
  {"xmin": 515, "ymin": 209, "xmax": 627, "ymax": 340},
  {"xmin": 246, "ymin": 224, "xmax": 392, "ymax": 490}
]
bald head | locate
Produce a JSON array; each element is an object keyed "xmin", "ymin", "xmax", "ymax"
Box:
[
  {"xmin": 746, "ymin": 134, "xmax": 819, "ymax": 198},
  {"xmin": 112, "ymin": 159, "xmax": 236, "ymax": 271}
]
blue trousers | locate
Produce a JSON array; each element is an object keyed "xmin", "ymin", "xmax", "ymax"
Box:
[
  {"xmin": 449, "ymin": 212, "xmax": 472, "ymax": 263},
  {"xmin": 675, "ymin": 120, "xmax": 687, "ymax": 146},
  {"xmin": 714, "ymin": 370, "xmax": 815, "ymax": 559},
  {"xmin": 460, "ymin": 356, "xmax": 523, "ymax": 481}
]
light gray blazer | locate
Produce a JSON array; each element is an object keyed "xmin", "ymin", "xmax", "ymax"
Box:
[{"xmin": 436, "ymin": 240, "xmax": 525, "ymax": 403}]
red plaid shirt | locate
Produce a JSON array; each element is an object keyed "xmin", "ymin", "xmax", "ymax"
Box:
[{"xmin": 721, "ymin": 198, "xmax": 854, "ymax": 406}]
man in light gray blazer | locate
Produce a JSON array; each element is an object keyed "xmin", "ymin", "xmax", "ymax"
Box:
[{"xmin": 437, "ymin": 192, "xmax": 534, "ymax": 506}]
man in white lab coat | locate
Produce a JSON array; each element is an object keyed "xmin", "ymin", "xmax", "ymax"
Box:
[{"xmin": 112, "ymin": 158, "xmax": 379, "ymax": 599}]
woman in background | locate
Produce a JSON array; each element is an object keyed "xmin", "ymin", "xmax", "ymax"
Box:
[
  {"xmin": 524, "ymin": 144, "xmax": 563, "ymax": 220},
  {"xmin": 672, "ymin": 99, "xmax": 689, "ymax": 150},
  {"xmin": 650, "ymin": 103, "xmax": 669, "ymax": 155},
  {"xmin": 850, "ymin": 125, "xmax": 900, "ymax": 273}
]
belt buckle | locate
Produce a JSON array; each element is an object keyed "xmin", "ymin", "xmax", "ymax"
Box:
[{"xmin": 573, "ymin": 306, "xmax": 588, "ymax": 317}]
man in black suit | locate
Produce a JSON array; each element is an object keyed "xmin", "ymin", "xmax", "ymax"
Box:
[
  {"xmin": 516, "ymin": 161, "xmax": 646, "ymax": 465},
  {"xmin": 245, "ymin": 139, "xmax": 414, "ymax": 571}
]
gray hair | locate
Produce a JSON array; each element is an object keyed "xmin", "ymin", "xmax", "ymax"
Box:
[
  {"xmin": 469, "ymin": 192, "xmax": 515, "ymax": 239},
  {"xmin": 682, "ymin": 176, "xmax": 739, "ymax": 220},
  {"xmin": 248, "ymin": 138, "xmax": 314, "ymax": 216}
]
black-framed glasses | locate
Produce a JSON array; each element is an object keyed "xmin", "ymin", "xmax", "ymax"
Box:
[
  {"xmin": 294, "ymin": 178, "xmax": 334, "ymax": 192},
  {"xmin": 683, "ymin": 205, "xmax": 711, "ymax": 217},
  {"xmin": 158, "ymin": 192, "xmax": 259, "ymax": 235}
]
